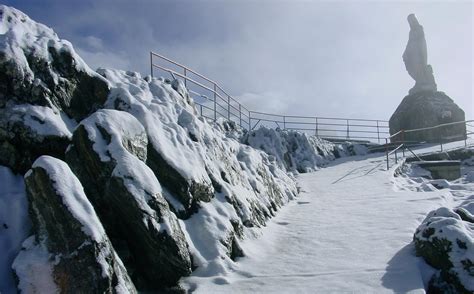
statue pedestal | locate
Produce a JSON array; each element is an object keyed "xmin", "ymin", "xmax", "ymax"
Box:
[{"xmin": 389, "ymin": 91, "xmax": 466, "ymax": 143}]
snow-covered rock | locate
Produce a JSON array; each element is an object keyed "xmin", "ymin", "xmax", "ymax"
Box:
[
  {"xmin": 241, "ymin": 127, "xmax": 368, "ymax": 173},
  {"xmin": 18, "ymin": 155, "xmax": 136, "ymax": 293},
  {"xmin": 0, "ymin": 5, "xmax": 109, "ymax": 118},
  {"xmin": 0, "ymin": 4, "xmax": 347, "ymax": 292},
  {"xmin": 65, "ymin": 109, "xmax": 192, "ymax": 289},
  {"xmin": 0, "ymin": 5, "xmax": 110, "ymax": 173},
  {"xmin": 414, "ymin": 207, "xmax": 474, "ymax": 293}
]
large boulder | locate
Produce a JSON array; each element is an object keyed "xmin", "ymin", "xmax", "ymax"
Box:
[
  {"xmin": 0, "ymin": 5, "xmax": 109, "ymax": 173},
  {"xmin": 389, "ymin": 91, "xmax": 466, "ymax": 142},
  {"xmin": 65, "ymin": 109, "xmax": 192, "ymax": 289},
  {"xmin": 15, "ymin": 155, "xmax": 136, "ymax": 293},
  {"xmin": 414, "ymin": 207, "xmax": 473, "ymax": 293},
  {"xmin": 0, "ymin": 5, "xmax": 109, "ymax": 119},
  {"xmin": 0, "ymin": 104, "xmax": 75, "ymax": 173}
]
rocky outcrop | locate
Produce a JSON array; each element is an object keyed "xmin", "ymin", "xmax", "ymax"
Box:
[
  {"xmin": 241, "ymin": 127, "xmax": 368, "ymax": 173},
  {"xmin": 389, "ymin": 14, "xmax": 466, "ymax": 143},
  {"xmin": 0, "ymin": 5, "xmax": 109, "ymax": 173},
  {"xmin": 389, "ymin": 91, "xmax": 466, "ymax": 142},
  {"xmin": 0, "ymin": 5, "xmax": 307, "ymax": 292},
  {"xmin": 65, "ymin": 109, "xmax": 192, "ymax": 289},
  {"xmin": 414, "ymin": 207, "xmax": 473, "ymax": 293},
  {"xmin": 16, "ymin": 156, "xmax": 136, "ymax": 293}
]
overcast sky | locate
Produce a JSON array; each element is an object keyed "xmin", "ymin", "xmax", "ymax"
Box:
[{"xmin": 6, "ymin": 0, "xmax": 473, "ymax": 120}]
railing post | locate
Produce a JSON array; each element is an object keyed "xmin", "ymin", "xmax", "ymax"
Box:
[
  {"xmin": 385, "ymin": 138, "xmax": 389, "ymax": 170},
  {"xmin": 213, "ymin": 84, "xmax": 217, "ymax": 122},
  {"xmin": 248, "ymin": 111, "xmax": 251, "ymax": 131},
  {"xmin": 376, "ymin": 120, "xmax": 380, "ymax": 144},
  {"xmin": 346, "ymin": 119, "xmax": 350, "ymax": 139},
  {"xmin": 150, "ymin": 52, "xmax": 153, "ymax": 78},
  {"xmin": 395, "ymin": 149, "xmax": 398, "ymax": 164},
  {"xmin": 239, "ymin": 104, "xmax": 242, "ymax": 128},
  {"xmin": 227, "ymin": 96, "xmax": 231, "ymax": 120},
  {"xmin": 440, "ymin": 140, "xmax": 443, "ymax": 152},
  {"xmin": 283, "ymin": 116, "xmax": 286, "ymax": 129},
  {"xmin": 465, "ymin": 122, "xmax": 467, "ymax": 147},
  {"xmin": 184, "ymin": 68, "xmax": 187, "ymax": 87},
  {"xmin": 315, "ymin": 117, "xmax": 318, "ymax": 136},
  {"xmin": 200, "ymin": 105, "xmax": 203, "ymax": 116}
]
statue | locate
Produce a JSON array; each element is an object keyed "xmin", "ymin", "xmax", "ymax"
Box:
[
  {"xmin": 402, "ymin": 14, "xmax": 437, "ymax": 94},
  {"xmin": 389, "ymin": 14, "xmax": 466, "ymax": 143}
]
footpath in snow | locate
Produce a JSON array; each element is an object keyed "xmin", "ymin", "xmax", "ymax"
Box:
[{"xmin": 184, "ymin": 152, "xmax": 451, "ymax": 293}]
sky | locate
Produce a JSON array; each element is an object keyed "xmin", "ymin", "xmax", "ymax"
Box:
[{"xmin": 5, "ymin": 0, "xmax": 473, "ymax": 120}]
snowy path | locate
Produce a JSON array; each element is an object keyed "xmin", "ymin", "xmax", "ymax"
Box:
[{"xmin": 186, "ymin": 153, "xmax": 448, "ymax": 293}]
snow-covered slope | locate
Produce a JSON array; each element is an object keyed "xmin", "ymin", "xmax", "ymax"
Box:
[
  {"xmin": 0, "ymin": 5, "xmax": 300, "ymax": 292},
  {"xmin": 0, "ymin": 166, "xmax": 30, "ymax": 293},
  {"xmin": 242, "ymin": 127, "xmax": 368, "ymax": 173}
]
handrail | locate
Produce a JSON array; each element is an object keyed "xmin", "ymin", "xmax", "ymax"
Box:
[
  {"xmin": 403, "ymin": 120, "xmax": 473, "ymax": 133},
  {"xmin": 383, "ymin": 120, "xmax": 473, "ymax": 170},
  {"xmin": 151, "ymin": 51, "xmax": 390, "ymax": 142}
]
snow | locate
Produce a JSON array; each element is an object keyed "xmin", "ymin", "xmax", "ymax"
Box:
[
  {"xmin": 415, "ymin": 207, "xmax": 474, "ymax": 291},
  {"xmin": 6, "ymin": 103, "xmax": 76, "ymax": 139},
  {"xmin": 79, "ymin": 109, "xmax": 174, "ymax": 233},
  {"xmin": 98, "ymin": 69, "xmax": 298, "ymax": 281},
  {"xmin": 0, "ymin": 166, "xmax": 30, "ymax": 293},
  {"xmin": 242, "ymin": 127, "xmax": 367, "ymax": 173},
  {"xmin": 100, "ymin": 68, "xmax": 211, "ymax": 185},
  {"xmin": 0, "ymin": 5, "xmax": 97, "ymax": 81},
  {"xmin": 80, "ymin": 109, "xmax": 147, "ymax": 162},
  {"xmin": 182, "ymin": 150, "xmax": 458, "ymax": 292},
  {"xmin": 30, "ymin": 155, "xmax": 106, "ymax": 242},
  {"xmin": 11, "ymin": 236, "xmax": 58, "ymax": 294}
]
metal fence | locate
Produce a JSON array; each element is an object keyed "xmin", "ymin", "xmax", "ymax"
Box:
[
  {"xmin": 383, "ymin": 120, "xmax": 474, "ymax": 170},
  {"xmin": 151, "ymin": 51, "xmax": 389, "ymax": 143}
]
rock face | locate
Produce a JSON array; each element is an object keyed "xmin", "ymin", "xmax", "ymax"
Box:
[
  {"xmin": 16, "ymin": 156, "xmax": 136, "ymax": 293},
  {"xmin": 0, "ymin": 5, "xmax": 109, "ymax": 173},
  {"xmin": 389, "ymin": 14, "xmax": 466, "ymax": 143},
  {"xmin": 414, "ymin": 207, "xmax": 473, "ymax": 293},
  {"xmin": 65, "ymin": 109, "xmax": 192, "ymax": 289},
  {"xmin": 389, "ymin": 91, "xmax": 466, "ymax": 142}
]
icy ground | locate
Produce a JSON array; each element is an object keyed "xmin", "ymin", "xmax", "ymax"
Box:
[{"xmin": 183, "ymin": 140, "xmax": 473, "ymax": 293}]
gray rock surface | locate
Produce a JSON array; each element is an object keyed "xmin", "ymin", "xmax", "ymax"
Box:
[
  {"xmin": 389, "ymin": 91, "xmax": 466, "ymax": 142},
  {"xmin": 65, "ymin": 109, "xmax": 192, "ymax": 289},
  {"xmin": 0, "ymin": 5, "xmax": 109, "ymax": 173},
  {"xmin": 413, "ymin": 207, "xmax": 473, "ymax": 293},
  {"xmin": 17, "ymin": 156, "xmax": 136, "ymax": 293}
]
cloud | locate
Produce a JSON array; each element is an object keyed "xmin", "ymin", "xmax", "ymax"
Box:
[{"xmin": 5, "ymin": 0, "xmax": 473, "ymax": 120}]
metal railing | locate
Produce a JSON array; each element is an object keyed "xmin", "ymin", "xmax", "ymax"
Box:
[
  {"xmin": 150, "ymin": 51, "xmax": 389, "ymax": 143},
  {"xmin": 384, "ymin": 120, "xmax": 474, "ymax": 170}
]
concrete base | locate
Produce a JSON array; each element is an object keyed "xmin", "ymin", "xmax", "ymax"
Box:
[{"xmin": 413, "ymin": 160, "xmax": 461, "ymax": 181}]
